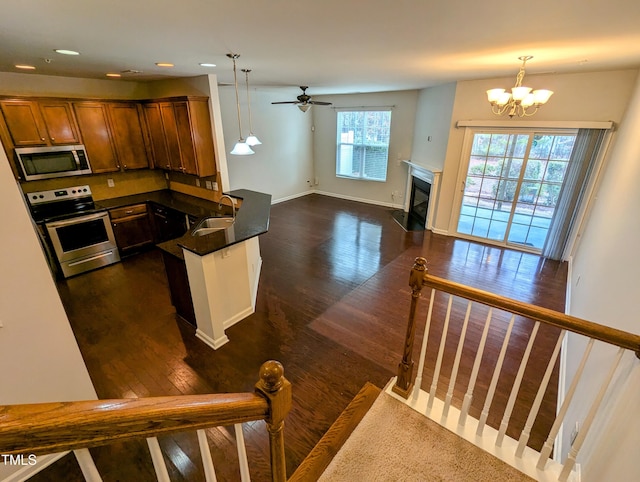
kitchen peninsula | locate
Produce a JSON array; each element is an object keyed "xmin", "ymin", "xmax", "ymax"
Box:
[{"xmin": 97, "ymin": 188, "xmax": 271, "ymax": 350}]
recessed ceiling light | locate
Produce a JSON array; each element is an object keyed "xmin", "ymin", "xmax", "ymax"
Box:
[
  {"xmin": 54, "ymin": 49, "xmax": 80, "ymax": 56},
  {"xmin": 121, "ymin": 69, "xmax": 143, "ymax": 74},
  {"xmin": 106, "ymin": 73, "xmax": 121, "ymax": 78},
  {"xmin": 155, "ymin": 62, "xmax": 174, "ymax": 67},
  {"xmin": 199, "ymin": 63, "xmax": 216, "ymax": 68},
  {"xmin": 15, "ymin": 64, "xmax": 36, "ymax": 70}
]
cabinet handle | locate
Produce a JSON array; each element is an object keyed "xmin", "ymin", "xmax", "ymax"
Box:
[
  {"xmin": 41, "ymin": 137, "xmax": 45, "ymax": 141},
  {"xmin": 50, "ymin": 137, "xmax": 55, "ymax": 142},
  {"xmin": 123, "ymin": 164, "xmax": 127, "ymax": 169},
  {"xmin": 125, "ymin": 210, "xmax": 133, "ymax": 214}
]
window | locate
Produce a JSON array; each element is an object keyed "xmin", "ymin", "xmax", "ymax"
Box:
[{"xmin": 336, "ymin": 110, "xmax": 391, "ymax": 181}]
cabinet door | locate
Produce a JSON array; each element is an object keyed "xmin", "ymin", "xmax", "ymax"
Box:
[
  {"xmin": 73, "ymin": 102, "xmax": 120, "ymax": 173},
  {"xmin": 0, "ymin": 100, "xmax": 48, "ymax": 146},
  {"xmin": 142, "ymin": 103, "xmax": 171, "ymax": 170},
  {"xmin": 107, "ymin": 103, "xmax": 150, "ymax": 171},
  {"xmin": 110, "ymin": 204, "xmax": 154, "ymax": 254},
  {"xmin": 159, "ymin": 103, "xmax": 183, "ymax": 172},
  {"xmin": 185, "ymin": 98, "xmax": 216, "ymax": 177},
  {"xmin": 38, "ymin": 101, "xmax": 81, "ymax": 145},
  {"xmin": 173, "ymin": 102, "xmax": 198, "ymax": 175}
]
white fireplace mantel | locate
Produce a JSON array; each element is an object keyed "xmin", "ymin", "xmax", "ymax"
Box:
[{"xmin": 402, "ymin": 160, "xmax": 442, "ymax": 230}]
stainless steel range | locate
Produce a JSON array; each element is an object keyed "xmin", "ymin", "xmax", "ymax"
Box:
[{"xmin": 26, "ymin": 185, "xmax": 120, "ymax": 278}]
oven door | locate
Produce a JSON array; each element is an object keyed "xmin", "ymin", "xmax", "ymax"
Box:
[{"xmin": 45, "ymin": 211, "xmax": 120, "ymax": 278}]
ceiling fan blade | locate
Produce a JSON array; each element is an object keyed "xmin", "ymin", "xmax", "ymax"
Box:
[
  {"xmin": 308, "ymin": 101, "xmax": 333, "ymax": 106},
  {"xmin": 271, "ymin": 101, "xmax": 300, "ymax": 104}
]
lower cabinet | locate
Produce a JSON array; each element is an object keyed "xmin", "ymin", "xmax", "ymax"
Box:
[
  {"xmin": 161, "ymin": 249, "xmax": 196, "ymax": 326},
  {"xmin": 109, "ymin": 204, "xmax": 154, "ymax": 256},
  {"xmin": 151, "ymin": 203, "xmax": 188, "ymax": 243}
]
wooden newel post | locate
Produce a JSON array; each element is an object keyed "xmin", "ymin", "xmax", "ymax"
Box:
[
  {"xmin": 255, "ymin": 360, "xmax": 292, "ymax": 482},
  {"xmin": 392, "ymin": 257, "xmax": 428, "ymax": 399}
]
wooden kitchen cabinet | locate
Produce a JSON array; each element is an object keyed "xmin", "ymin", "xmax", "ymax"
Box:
[
  {"xmin": 109, "ymin": 203, "xmax": 154, "ymax": 256},
  {"xmin": 0, "ymin": 99, "xmax": 80, "ymax": 147},
  {"xmin": 142, "ymin": 97, "xmax": 216, "ymax": 177},
  {"xmin": 73, "ymin": 102, "xmax": 120, "ymax": 173},
  {"xmin": 106, "ymin": 102, "xmax": 151, "ymax": 171}
]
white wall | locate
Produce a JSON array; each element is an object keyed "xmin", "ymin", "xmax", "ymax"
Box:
[
  {"xmin": 433, "ymin": 69, "xmax": 638, "ymax": 233},
  {"xmin": 218, "ymin": 86, "xmax": 314, "ymax": 203},
  {"xmin": 410, "ymin": 82, "xmax": 456, "ymax": 167},
  {"xmin": 0, "ymin": 146, "xmax": 97, "ymax": 481},
  {"xmin": 312, "ymin": 90, "xmax": 418, "ymax": 207},
  {"xmin": 561, "ymin": 72, "xmax": 640, "ymax": 482}
]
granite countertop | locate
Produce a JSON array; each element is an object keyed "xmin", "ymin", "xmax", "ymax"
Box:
[{"xmin": 96, "ymin": 189, "xmax": 271, "ymax": 257}]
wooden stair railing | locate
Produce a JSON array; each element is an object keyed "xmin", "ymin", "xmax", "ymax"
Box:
[
  {"xmin": 392, "ymin": 257, "xmax": 640, "ymax": 482},
  {"xmin": 0, "ymin": 360, "xmax": 291, "ymax": 481}
]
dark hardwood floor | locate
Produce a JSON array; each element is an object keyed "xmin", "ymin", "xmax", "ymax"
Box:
[{"xmin": 33, "ymin": 193, "xmax": 567, "ymax": 481}]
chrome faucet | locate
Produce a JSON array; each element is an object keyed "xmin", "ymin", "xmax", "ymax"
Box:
[{"xmin": 219, "ymin": 194, "xmax": 237, "ymax": 219}]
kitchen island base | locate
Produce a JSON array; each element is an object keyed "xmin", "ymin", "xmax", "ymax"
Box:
[{"xmin": 183, "ymin": 236, "xmax": 262, "ymax": 350}]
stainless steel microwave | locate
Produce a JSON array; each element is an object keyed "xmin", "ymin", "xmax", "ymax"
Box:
[{"xmin": 15, "ymin": 144, "xmax": 92, "ymax": 181}]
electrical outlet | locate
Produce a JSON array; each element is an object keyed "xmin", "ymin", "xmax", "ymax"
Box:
[
  {"xmin": 195, "ymin": 179, "xmax": 200, "ymax": 187},
  {"xmin": 205, "ymin": 181, "xmax": 213, "ymax": 190},
  {"xmin": 211, "ymin": 182, "xmax": 218, "ymax": 191},
  {"xmin": 107, "ymin": 178, "xmax": 115, "ymax": 188}
]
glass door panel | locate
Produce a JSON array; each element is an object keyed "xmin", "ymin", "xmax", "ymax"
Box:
[{"xmin": 457, "ymin": 131, "xmax": 576, "ymax": 252}]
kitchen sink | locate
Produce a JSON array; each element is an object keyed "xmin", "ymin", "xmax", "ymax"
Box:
[{"xmin": 191, "ymin": 216, "xmax": 235, "ymax": 236}]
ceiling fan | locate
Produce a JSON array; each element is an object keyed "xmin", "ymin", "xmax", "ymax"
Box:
[{"xmin": 272, "ymin": 86, "xmax": 332, "ymax": 112}]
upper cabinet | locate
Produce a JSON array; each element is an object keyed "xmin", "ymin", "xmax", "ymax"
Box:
[
  {"xmin": 105, "ymin": 102, "xmax": 151, "ymax": 171},
  {"xmin": 142, "ymin": 97, "xmax": 216, "ymax": 178},
  {"xmin": 73, "ymin": 102, "xmax": 120, "ymax": 173},
  {"xmin": 1, "ymin": 94, "xmax": 216, "ymax": 181},
  {"xmin": 0, "ymin": 99, "xmax": 80, "ymax": 147}
]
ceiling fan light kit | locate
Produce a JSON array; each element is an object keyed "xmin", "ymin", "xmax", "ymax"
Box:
[
  {"xmin": 487, "ymin": 56, "xmax": 553, "ymax": 118},
  {"xmin": 272, "ymin": 86, "xmax": 332, "ymax": 112},
  {"xmin": 227, "ymin": 53, "xmax": 254, "ymax": 156}
]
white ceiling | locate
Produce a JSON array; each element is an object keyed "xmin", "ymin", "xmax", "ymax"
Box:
[{"xmin": 2, "ymin": 0, "xmax": 640, "ymax": 94}]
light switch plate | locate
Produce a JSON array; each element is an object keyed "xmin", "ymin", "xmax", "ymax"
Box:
[{"xmin": 107, "ymin": 179, "xmax": 115, "ymax": 188}]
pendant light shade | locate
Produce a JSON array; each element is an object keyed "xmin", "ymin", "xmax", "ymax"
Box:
[
  {"xmin": 227, "ymin": 54, "xmax": 254, "ymax": 156},
  {"xmin": 242, "ymin": 68, "xmax": 261, "ymax": 146}
]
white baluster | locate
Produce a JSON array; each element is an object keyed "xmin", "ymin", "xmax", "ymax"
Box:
[
  {"xmin": 516, "ymin": 330, "xmax": 565, "ymax": 456},
  {"xmin": 559, "ymin": 348, "xmax": 625, "ymax": 482},
  {"xmin": 73, "ymin": 448, "xmax": 102, "ymax": 482},
  {"xmin": 197, "ymin": 429, "xmax": 218, "ymax": 482},
  {"xmin": 537, "ymin": 338, "xmax": 595, "ymax": 470},
  {"xmin": 477, "ymin": 314, "xmax": 516, "ymax": 436},
  {"xmin": 147, "ymin": 437, "xmax": 171, "ymax": 482},
  {"xmin": 427, "ymin": 294, "xmax": 453, "ymax": 411},
  {"xmin": 412, "ymin": 288, "xmax": 436, "ymax": 401},
  {"xmin": 442, "ymin": 300, "xmax": 472, "ymax": 420},
  {"xmin": 496, "ymin": 321, "xmax": 540, "ymax": 447},
  {"xmin": 234, "ymin": 423, "xmax": 251, "ymax": 482},
  {"xmin": 459, "ymin": 308, "xmax": 493, "ymax": 427}
]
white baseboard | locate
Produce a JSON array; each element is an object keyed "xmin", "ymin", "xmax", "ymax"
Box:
[
  {"xmin": 195, "ymin": 329, "xmax": 229, "ymax": 350},
  {"xmin": 270, "ymin": 188, "xmax": 405, "ymax": 209},
  {"xmin": 431, "ymin": 227, "xmax": 450, "ymax": 236},
  {"xmin": 313, "ymin": 190, "xmax": 404, "ymax": 209},
  {"xmin": 271, "ymin": 191, "xmax": 314, "ymax": 204}
]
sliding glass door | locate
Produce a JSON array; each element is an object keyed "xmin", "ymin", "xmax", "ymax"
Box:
[{"xmin": 456, "ymin": 130, "xmax": 576, "ymax": 251}]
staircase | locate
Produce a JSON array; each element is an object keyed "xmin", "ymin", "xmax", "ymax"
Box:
[{"xmin": 1, "ymin": 258, "xmax": 638, "ymax": 481}]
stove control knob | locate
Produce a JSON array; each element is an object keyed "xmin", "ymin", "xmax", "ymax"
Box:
[
  {"xmin": 32, "ymin": 195, "xmax": 38, "ymax": 200},
  {"xmin": 39, "ymin": 195, "xmax": 44, "ymax": 199}
]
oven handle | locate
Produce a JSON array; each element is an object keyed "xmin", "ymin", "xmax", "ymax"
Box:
[{"xmin": 46, "ymin": 212, "xmax": 108, "ymax": 228}]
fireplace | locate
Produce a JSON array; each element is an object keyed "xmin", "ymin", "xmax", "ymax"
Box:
[
  {"xmin": 409, "ymin": 176, "xmax": 431, "ymax": 226},
  {"xmin": 392, "ymin": 161, "xmax": 442, "ymax": 232}
]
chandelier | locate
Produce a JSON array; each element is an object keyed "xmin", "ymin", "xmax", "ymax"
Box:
[{"xmin": 486, "ymin": 56, "xmax": 553, "ymax": 118}]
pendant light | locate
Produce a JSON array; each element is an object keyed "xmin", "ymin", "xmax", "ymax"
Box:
[
  {"xmin": 227, "ymin": 53, "xmax": 254, "ymax": 156},
  {"xmin": 241, "ymin": 68, "xmax": 262, "ymax": 146}
]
